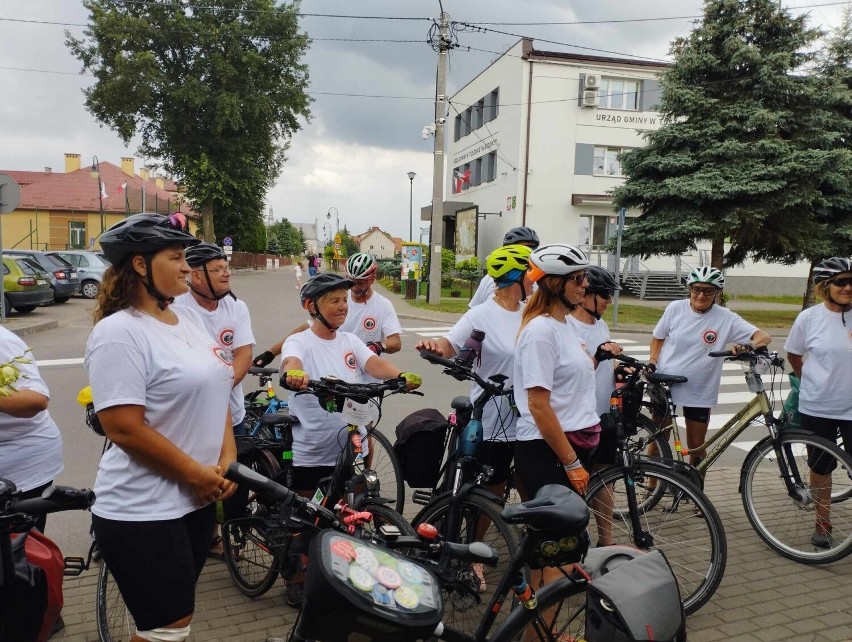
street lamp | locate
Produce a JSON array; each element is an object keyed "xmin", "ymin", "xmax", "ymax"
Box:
[
  {"xmin": 327, "ymin": 207, "xmax": 339, "ymax": 236},
  {"xmin": 89, "ymin": 156, "xmax": 105, "ymax": 234},
  {"xmin": 407, "ymin": 171, "xmax": 416, "ymax": 242}
]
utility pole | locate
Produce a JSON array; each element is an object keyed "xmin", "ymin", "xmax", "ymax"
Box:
[{"xmin": 428, "ymin": 10, "xmax": 450, "ymax": 304}]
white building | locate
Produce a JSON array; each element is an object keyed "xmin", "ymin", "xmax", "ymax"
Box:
[
  {"xmin": 429, "ymin": 38, "xmax": 808, "ymax": 295},
  {"xmin": 292, "ymin": 222, "xmax": 320, "ymax": 255},
  {"xmin": 353, "ymin": 226, "xmax": 400, "ymax": 259}
]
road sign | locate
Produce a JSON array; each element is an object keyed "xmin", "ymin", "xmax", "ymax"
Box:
[
  {"xmin": 223, "ymin": 245, "xmax": 233, "ymax": 256},
  {"xmin": 0, "ymin": 174, "xmax": 21, "ymax": 214},
  {"xmin": 222, "ymin": 236, "xmax": 233, "ymax": 246}
]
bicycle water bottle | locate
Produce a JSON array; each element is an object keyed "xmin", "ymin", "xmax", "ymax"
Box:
[
  {"xmin": 455, "ymin": 329, "xmax": 485, "ymax": 369},
  {"xmin": 460, "ymin": 414, "xmax": 483, "ymax": 457},
  {"xmin": 512, "ymin": 574, "xmax": 537, "ymax": 610}
]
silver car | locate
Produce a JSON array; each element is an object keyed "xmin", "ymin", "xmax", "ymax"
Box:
[{"xmin": 49, "ymin": 250, "xmax": 111, "ymax": 299}]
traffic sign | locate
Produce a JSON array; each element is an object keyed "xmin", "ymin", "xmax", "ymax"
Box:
[
  {"xmin": 222, "ymin": 236, "xmax": 233, "ymax": 246},
  {"xmin": 0, "ymin": 174, "xmax": 21, "ymax": 214}
]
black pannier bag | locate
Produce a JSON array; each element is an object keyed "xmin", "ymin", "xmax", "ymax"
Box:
[
  {"xmin": 394, "ymin": 409, "xmax": 449, "ymax": 488},
  {"xmin": 299, "ymin": 530, "xmax": 444, "ymax": 642},
  {"xmin": 585, "ymin": 549, "xmax": 687, "ymax": 642},
  {"xmin": 606, "ymin": 381, "xmax": 646, "ymax": 437}
]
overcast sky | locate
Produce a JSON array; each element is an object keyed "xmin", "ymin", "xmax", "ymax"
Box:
[{"xmin": 0, "ymin": 0, "xmax": 847, "ymax": 244}]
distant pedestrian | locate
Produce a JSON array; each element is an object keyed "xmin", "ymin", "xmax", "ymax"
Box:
[
  {"xmin": 307, "ymin": 253, "xmax": 318, "ymax": 277},
  {"xmin": 294, "ymin": 261, "xmax": 304, "ymax": 289}
]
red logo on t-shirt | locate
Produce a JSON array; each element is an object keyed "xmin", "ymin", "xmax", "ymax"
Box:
[
  {"xmin": 219, "ymin": 328, "xmax": 235, "ymax": 346},
  {"xmin": 363, "ymin": 317, "xmax": 377, "ymax": 331},
  {"xmin": 344, "ymin": 350, "xmax": 357, "ymax": 370},
  {"xmin": 211, "ymin": 346, "xmax": 233, "ymax": 366},
  {"xmin": 702, "ymin": 329, "xmax": 719, "ymax": 345}
]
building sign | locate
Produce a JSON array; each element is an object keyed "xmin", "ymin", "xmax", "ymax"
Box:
[
  {"xmin": 506, "ymin": 196, "xmax": 516, "ymax": 211},
  {"xmin": 454, "ymin": 206, "xmax": 478, "ymax": 263},
  {"xmin": 452, "ymin": 135, "xmax": 498, "ymax": 166}
]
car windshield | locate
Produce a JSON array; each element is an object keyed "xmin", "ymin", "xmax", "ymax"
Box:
[
  {"xmin": 15, "ymin": 258, "xmax": 42, "ymax": 276},
  {"xmin": 42, "ymin": 253, "xmax": 71, "ymax": 269}
]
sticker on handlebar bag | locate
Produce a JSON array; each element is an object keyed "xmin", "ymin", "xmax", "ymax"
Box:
[{"xmin": 340, "ymin": 399, "xmax": 380, "ymax": 426}]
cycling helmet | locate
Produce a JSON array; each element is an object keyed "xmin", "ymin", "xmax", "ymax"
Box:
[
  {"xmin": 503, "ymin": 226, "xmax": 540, "ymax": 248},
  {"xmin": 185, "ymin": 242, "xmax": 227, "ymax": 268},
  {"xmin": 527, "ymin": 244, "xmax": 589, "ymax": 283},
  {"xmin": 300, "ymin": 273, "xmax": 355, "ymax": 331},
  {"xmin": 585, "ymin": 266, "xmax": 622, "ymax": 296},
  {"xmin": 486, "ymin": 244, "xmax": 532, "ymax": 280},
  {"xmin": 99, "ymin": 212, "xmax": 199, "ymax": 266},
  {"xmin": 812, "ymin": 257, "xmax": 852, "ymax": 284},
  {"xmin": 345, "ymin": 253, "xmax": 378, "ymax": 279},
  {"xmin": 686, "ymin": 266, "xmax": 725, "ymax": 289}
]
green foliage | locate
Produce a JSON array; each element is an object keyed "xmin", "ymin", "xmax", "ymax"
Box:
[
  {"xmin": 334, "ymin": 226, "xmax": 359, "ymax": 258},
  {"xmin": 440, "ymin": 248, "xmax": 456, "ymax": 287},
  {"xmin": 267, "ymin": 218, "xmax": 305, "ymax": 256},
  {"xmin": 454, "ymin": 257, "xmax": 481, "ymax": 282},
  {"xmin": 66, "ymin": 0, "xmax": 311, "ymax": 242},
  {"xmin": 611, "ymin": 0, "xmax": 852, "ymax": 269},
  {"xmin": 378, "ymin": 259, "xmax": 401, "ymax": 279}
]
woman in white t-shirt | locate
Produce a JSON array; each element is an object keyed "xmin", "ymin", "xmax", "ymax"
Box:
[
  {"xmin": 784, "ymin": 257, "xmax": 852, "ymax": 549},
  {"xmin": 85, "ymin": 213, "xmax": 236, "ymax": 642},
  {"xmin": 649, "ymin": 266, "xmax": 771, "ymax": 466},
  {"xmin": 294, "ymin": 261, "xmax": 304, "ymax": 289}
]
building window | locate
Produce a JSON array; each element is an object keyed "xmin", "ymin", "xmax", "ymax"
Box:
[
  {"xmin": 454, "ymin": 115, "xmax": 462, "ymax": 142},
  {"xmin": 485, "ymin": 89, "xmax": 499, "ymax": 122},
  {"xmin": 454, "ymin": 87, "xmax": 500, "ymax": 140},
  {"xmin": 593, "ymin": 146, "xmax": 628, "ymax": 176},
  {"xmin": 482, "ymin": 152, "xmax": 497, "ymax": 182},
  {"xmin": 597, "ymin": 78, "xmax": 639, "ymax": 111},
  {"xmin": 69, "ymin": 222, "xmax": 86, "ymax": 249}
]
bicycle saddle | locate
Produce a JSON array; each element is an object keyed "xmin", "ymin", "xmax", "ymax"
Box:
[
  {"xmin": 501, "ymin": 484, "xmax": 589, "ymax": 533},
  {"xmin": 451, "ymin": 396, "xmax": 473, "ymax": 413},
  {"xmin": 648, "ymin": 372, "xmax": 688, "ymax": 385},
  {"xmin": 259, "ymin": 412, "xmax": 295, "ymax": 426}
]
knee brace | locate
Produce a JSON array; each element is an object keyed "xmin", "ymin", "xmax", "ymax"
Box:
[{"xmin": 135, "ymin": 625, "xmax": 191, "ymax": 642}]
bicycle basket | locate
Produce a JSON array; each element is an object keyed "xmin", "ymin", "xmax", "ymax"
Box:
[
  {"xmin": 393, "ymin": 409, "xmax": 449, "ymax": 488},
  {"xmin": 300, "ymin": 530, "xmax": 443, "ymax": 642}
]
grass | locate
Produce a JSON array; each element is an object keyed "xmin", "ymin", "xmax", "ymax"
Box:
[
  {"xmin": 728, "ymin": 294, "xmax": 802, "ymax": 305},
  {"xmin": 407, "ymin": 299, "xmax": 470, "ymax": 313}
]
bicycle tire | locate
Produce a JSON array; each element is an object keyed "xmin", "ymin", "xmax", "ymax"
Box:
[
  {"xmin": 586, "ymin": 461, "xmax": 726, "ymax": 615},
  {"xmin": 633, "ymin": 410, "xmax": 674, "ymax": 462},
  {"xmin": 223, "ymin": 448, "xmax": 282, "ymax": 596},
  {"xmin": 488, "ymin": 573, "xmax": 588, "ymax": 642},
  {"xmin": 96, "ymin": 562, "xmax": 134, "ymax": 642},
  {"xmin": 412, "ymin": 493, "xmax": 519, "ymax": 636},
  {"xmin": 740, "ymin": 430, "xmax": 852, "ymax": 565},
  {"xmin": 360, "ymin": 502, "xmax": 416, "ymax": 538},
  {"xmin": 366, "ymin": 428, "xmax": 406, "ymax": 514}
]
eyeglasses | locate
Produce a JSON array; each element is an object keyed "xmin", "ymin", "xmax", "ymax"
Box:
[
  {"xmin": 565, "ymin": 271, "xmax": 587, "ymax": 284},
  {"xmin": 830, "ymin": 277, "xmax": 852, "ymax": 287},
  {"xmin": 205, "ymin": 266, "xmax": 232, "ymax": 276},
  {"xmin": 690, "ymin": 286, "xmax": 718, "ymax": 297}
]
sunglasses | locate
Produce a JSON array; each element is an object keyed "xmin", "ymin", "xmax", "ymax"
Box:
[
  {"xmin": 565, "ymin": 271, "xmax": 587, "ymax": 284},
  {"xmin": 690, "ymin": 286, "xmax": 718, "ymax": 297},
  {"xmin": 830, "ymin": 277, "xmax": 852, "ymax": 287}
]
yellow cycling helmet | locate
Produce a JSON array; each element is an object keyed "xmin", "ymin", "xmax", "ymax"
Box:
[{"xmin": 486, "ymin": 244, "xmax": 532, "ymax": 280}]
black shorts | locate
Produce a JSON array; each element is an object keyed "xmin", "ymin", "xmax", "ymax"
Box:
[
  {"xmin": 514, "ymin": 439, "xmax": 594, "ymax": 498},
  {"xmin": 476, "ymin": 440, "xmax": 515, "ymax": 485},
  {"xmin": 291, "ymin": 465, "xmax": 336, "ymax": 492},
  {"xmin": 682, "ymin": 406, "xmax": 711, "ymax": 423},
  {"xmin": 91, "ymin": 504, "xmax": 215, "ymax": 631},
  {"xmin": 800, "ymin": 413, "xmax": 852, "ymax": 475},
  {"xmin": 591, "ymin": 422, "xmax": 618, "ymax": 467}
]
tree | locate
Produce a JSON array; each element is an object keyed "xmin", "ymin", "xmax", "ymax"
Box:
[
  {"xmin": 267, "ymin": 218, "xmax": 305, "ymax": 256},
  {"xmin": 67, "ymin": 0, "xmax": 311, "ymax": 243},
  {"xmin": 611, "ymin": 0, "xmax": 852, "ymax": 276}
]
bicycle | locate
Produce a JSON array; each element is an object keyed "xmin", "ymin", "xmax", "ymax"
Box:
[
  {"xmin": 629, "ymin": 348, "xmax": 852, "ymax": 565},
  {"xmin": 222, "ymin": 375, "xmax": 415, "ymax": 598},
  {"xmin": 584, "ymin": 353, "xmax": 728, "ymax": 616}
]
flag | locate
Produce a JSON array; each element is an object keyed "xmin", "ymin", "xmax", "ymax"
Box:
[
  {"xmin": 453, "ymin": 168, "xmax": 471, "ymax": 193},
  {"xmin": 118, "ymin": 182, "xmax": 127, "ymax": 192},
  {"xmin": 100, "ymin": 182, "xmax": 108, "ymax": 200}
]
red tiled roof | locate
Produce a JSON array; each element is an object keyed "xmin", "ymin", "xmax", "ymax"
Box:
[{"xmin": 1, "ymin": 170, "xmax": 55, "ymax": 187}]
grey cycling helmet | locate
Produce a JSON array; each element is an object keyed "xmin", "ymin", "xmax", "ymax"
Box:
[
  {"xmin": 812, "ymin": 257, "xmax": 852, "ymax": 284},
  {"xmin": 345, "ymin": 253, "xmax": 378, "ymax": 279},
  {"xmin": 503, "ymin": 226, "xmax": 540, "ymax": 248},
  {"xmin": 185, "ymin": 242, "xmax": 234, "ymax": 302},
  {"xmin": 585, "ymin": 266, "xmax": 622, "ymax": 296},
  {"xmin": 686, "ymin": 266, "xmax": 725, "ymax": 289}
]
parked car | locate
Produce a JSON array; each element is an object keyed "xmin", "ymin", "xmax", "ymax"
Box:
[
  {"xmin": 3, "ymin": 250, "xmax": 80, "ymax": 303},
  {"xmin": 49, "ymin": 250, "xmax": 110, "ymax": 299},
  {"xmin": 1, "ymin": 255, "xmax": 54, "ymax": 314}
]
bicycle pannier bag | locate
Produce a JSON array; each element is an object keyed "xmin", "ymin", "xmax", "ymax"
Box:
[
  {"xmin": 585, "ymin": 549, "xmax": 686, "ymax": 642},
  {"xmin": 300, "ymin": 529, "xmax": 443, "ymax": 642},
  {"xmin": 780, "ymin": 372, "xmax": 803, "ymax": 431},
  {"xmin": 394, "ymin": 409, "xmax": 449, "ymax": 488}
]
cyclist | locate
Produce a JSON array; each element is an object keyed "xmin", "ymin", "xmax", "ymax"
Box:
[
  {"xmin": 254, "ymin": 253, "xmax": 403, "ymax": 367},
  {"xmin": 278, "ymin": 272, "xmax": 422, "ymax": 605},
  {"xmin": 85, "ymin": 213, "xmax": 236, "ymax": 642},
  {"xmin": 172, "ymin": 242, "xmax": 255, "ymax": 559},
  {"xmin": 568, "ymin": 265, "xmax": 623, "ymax": 546},
  {"xmin": 784, "ymin": 256, "xmax": 852, "ymax": 549},
  {"xmin": 648, "ymin": 266, "xmax": 771, "ymax": 466},
  {"xmin": 468, "ymin": 226, "xmax": 540, "ymax": 308}
]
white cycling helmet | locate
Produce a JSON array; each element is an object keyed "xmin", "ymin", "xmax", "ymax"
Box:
[
  {"xmin": 686, "ymin": 266, "xmax": 725, "ymax": 289},
  {"xmin": 812, "ymin": 257, "xmax": 852, "ymax": 284},
  {"xmin": 527, "ymin": 244, "xmax": 589, "ymax": 283},
  {"xmin": 345, "ymin": 252, "xmax": 378, "ymax": 279}
]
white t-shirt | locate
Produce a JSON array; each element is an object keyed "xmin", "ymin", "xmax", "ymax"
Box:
[
  {"xmin": 294, "ymin": 264, "xmax": 303, "ymax": 279},
  {"xmin": 468, "ymin": 275, "xmax": 496, "ymax": 309},
  {"xmin": 445, "ymin": 298, "xmax": 522, "ymax": 440},
  {"xmin": 281, "ymin": 330, "xmax": 376, "ymax": 466},
  {"xmin": 514, "ymin": 316, "xmax": 600, "ymax": 441},
  {"xmin": 653, "ymin": 299, "xmax": 757, "ymax": 408},
  {"xmin": 340, "ymin": 290, "xmax": 402, "ymax": 344},
  {"xmin": 172, "ymin": 293, "xmax": 255, "ymax": 425},
  {"xmin": 0, "ymin": 327, "xmax": 63, "ymax": 492},
  {"xmin": 85, "ymin": 308, "xmax": 234, "ymax": 520},
  {"xmin": 784, "ymin": 303, "xmax": 852, "ymax": 420},
  {"xmin": 569, "ymin": 315, "xmax": 614, "ymax": 417}
]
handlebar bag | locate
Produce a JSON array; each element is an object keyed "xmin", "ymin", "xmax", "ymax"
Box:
[
  {"xmin": 393, "ymin": 409, "xmax": 449, "ymax": 488},
  {"xmin": 299, "ymin": 529, "xmax": 443, "ymax": 642},
  {"xmin": 585, "ymin": 549, "xmax": 686, "ymax": 642}
]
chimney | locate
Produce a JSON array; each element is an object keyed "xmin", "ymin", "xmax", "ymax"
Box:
[
  {"xmin": 121, "ymin": 157, "xmax": 135, "ymax": 176},
  {"xmin": 44, "ymin": 167, "xmax": 52, "ymax": 174},
  {"xmin": 155, "ymin": 176, "xmax": 165, "ymax": 190},
  {"xmin": 64, "ymin": 153, "xmax": 81, "ymax": 173},
  {"xmin": 140, "ymin": 167, "xmax": 150, "ymax": 181}
]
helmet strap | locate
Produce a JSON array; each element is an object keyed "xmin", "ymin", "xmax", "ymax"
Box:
[
  {"xmin": 581, "ymin": 302, "xmax": 602, "ymax": 321},
  {"xmin": 309, "ymin": 301, "xmax": 340, "ymax": 332},
  {"xmin": 139, "ymin": 256, "xmax": 174, "ymax": 311},
  {"xmin": 190, "ymin": 266, "xmax": 236, "ymax": 301},
  {"xmin": 826, "ymin": 293, "xmax": 850, "ymax": 326},
  {"xmin": 557, "ymin": 275, "xmax": 575, "ymax": 311}
]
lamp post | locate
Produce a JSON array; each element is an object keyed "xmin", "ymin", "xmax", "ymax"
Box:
[
  {"xmin": 327, "ymin": 207, "xmax": 339, "ymax": 236},
  {"xmin": 89, "ymin": 156, "xmax": 105, "ymax": 234},
  {"xmin": 407, "ymin": 171, "xmax": 416, "ymax": 242}
]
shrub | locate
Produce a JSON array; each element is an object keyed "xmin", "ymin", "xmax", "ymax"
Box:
[{"xmin": 450, "ymin": 290, "xmax": 462, "ymax": 298}]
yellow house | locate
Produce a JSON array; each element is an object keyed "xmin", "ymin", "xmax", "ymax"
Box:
[{"xmin": 1, "ymin": 153, "xmax": 196, "ymax": 251}]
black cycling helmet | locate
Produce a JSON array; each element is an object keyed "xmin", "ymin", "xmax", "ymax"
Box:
[
  {"xmin": 585, "ymin": 266, "xmax": 622, "ymax": 296},
  {"xmin": 300, "ymin": 273, "xmax": 355, "ymax": 331},
  {"xmin": 99, "ymin": 212, "xmax": 199, "ymax": 310},
  {"xmin": 185, "ymin": 242, "xmax": 235, "ymax": 302},
  {"xmin": 503, "ymin": 226, "xmax": 540, "ymax": 248}
]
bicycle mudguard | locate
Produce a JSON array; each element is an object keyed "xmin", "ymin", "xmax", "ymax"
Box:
[{"xmin": 635, "ymin": 456, "xmax": 704, "ymax": 490}]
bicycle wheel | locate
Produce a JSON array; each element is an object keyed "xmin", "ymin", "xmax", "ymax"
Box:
[
  {"xmin": 741, "ymin": 430, "xmax": 852, "ymax": 565},
  {"xmin": 223, "ymin": 448, "xmax": 282, "ymax": 596},
  {"xmin": 412, "ymin": 493, "xmax": 519, "ymax": 636},
  {"xmin": 632, "ymin": 411, "xmax": 674, "ymax": 461},
  {"xmin": 96, "ymin": 562, "xmax": 134, "ymax": 642},
  {"xmin": 366, "ymin": 428, "xmax": 405, "ymax": 514},
  {"xmin": 489, "ymin": 574, "xmax": 588, "ymax": 642},
  {"xmin": 362, "ymin": 502, "xmax": 416, "ymax": 537},
  {"xmin": 586, "ymin": 461, "xmax": 726, "ymax": 615}
]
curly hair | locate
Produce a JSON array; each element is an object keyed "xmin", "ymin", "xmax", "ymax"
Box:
[{"xmin": 93, "ymin": 262, "xmax": 142, "ymax": 323}]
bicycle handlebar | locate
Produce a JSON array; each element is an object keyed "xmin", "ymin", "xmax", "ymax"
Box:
[
  {"xmin": 284, "ymin": 375, "xmax": 419, "ymax": 405},
  {"xmin": 418, "ymin": 349, "xmax": 506, "ymax": 398},
  {"xmin": 611, "ymin": 353, "xmax": 646, "ymax": 368},
  {"xmin": 2, "ymin": 485, "xmax": 95, "ymax": 519}
]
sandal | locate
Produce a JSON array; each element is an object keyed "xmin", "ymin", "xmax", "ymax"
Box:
[{"xmin": 208, "ymin": 535, "xmax": 225, "ymax": 561}]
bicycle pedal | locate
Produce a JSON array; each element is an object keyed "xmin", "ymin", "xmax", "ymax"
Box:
[
  {"xmin": 412, "ymin": 489, "xmax": 434, "ymax": 505},
  {"xmin": 63, "ymin": 556, "xmax": 87, "ymax": 577}
]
